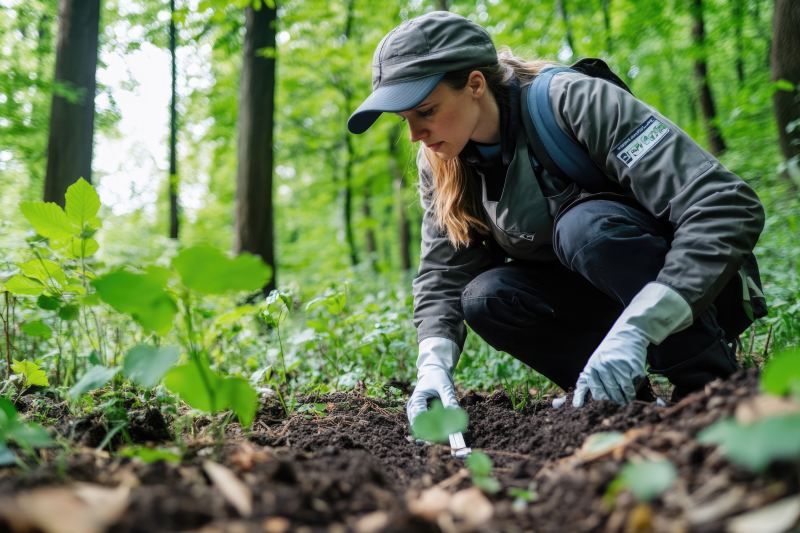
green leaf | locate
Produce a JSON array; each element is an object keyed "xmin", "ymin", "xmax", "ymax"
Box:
[
  {"xmin": 11, "ymin": 359, "xmax": 49, "ymax": 387},
  {"xmin": 615, "ymin": 460, "xmax": 676, "ymax": 502},
  {"xmin": 19, "ymin": 259, "xmax": 67, "ymax": 287},
  {"xmin": 473, "ymin": 475, "xmax": 502, "ymax": 494},
  {"xmin": 92, "ymin": 269, "xmax": 177, "ymax": 335},
  {"xmin": 20, "ymin": 201, "xmax": 78, "ymax": 240},
  {"xmin": 64, "ymin": 178, "xmax": 101, "ymax": 228},
  {"xmin": 761, "ymin": 346, "xmax": 800, "ymax": 396},
  {"xmin": 122, "ymin": 345, "xmax": 181, "ymax": 388},
  {"xmin": 215, "ymin": 305, "xmax": 259, "ymax": 327},
  {"xmin": 774, "ymin": 79, "xmax": 796, "ymax": 92},
  {"xmin": 411, "ymin": 400, "xmax": 468, "ymax": 443},
  {"xmin": 7, "ymin": 423, "xmax": 54, "ymax": 449},
  {"xmin": 583, "ymin": 431, "xmax": 625, "ymax": 455},
  {"xmin": 172, "ymin": 245, "xmax": 272, "ymax": 295},
  {"xmin": 68, "ymin": 365, "xmax": 120, "ymax": 398},
  {"xmin": 4, "ymin": 274, "xmax": 44, "ymax": 296},
  {"xmin": 58, "ymin": 304, "xmax": 80, "ymax": 321},
  {"xmin": 21, "ymin": 319, "xmax": 52, "ymax": 340},
  {"xmin": 118, "ymin": 445, "xmax": 182, "ymax": 464},
  {"xmin": 0, "ymin": 397, "xmax": 19, "ymax": 426},
  {"xmin": 67, "ymin": 237, "xmax": 100, "ymax": 259},
  {"xmin": 222, "ymin": 376, "xmax": 258, "ymax": 427},
  {"xmin": 698, "ymin": 414, "xmax": 800, "ymax": 471},
  {"xmin": 466, "ymin": 451, "xmax": 493, "ymax": 477},
  {"xmin": 164, "ymin": 362, "xmax": 224, "ymax": 412},
  {"xmin": 36, "ymin": 294, "xmax": 61, "ymax": 310},
  {"xmin": 0, "ymin": 444, "xmax": 19, "ymax": 466}
]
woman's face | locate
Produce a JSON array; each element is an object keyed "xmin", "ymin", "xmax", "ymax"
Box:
[{"xmin": 396, "ymin": 72, "xmax": 496, "ymax": 161}]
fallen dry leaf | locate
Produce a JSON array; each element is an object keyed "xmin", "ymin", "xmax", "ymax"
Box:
[
  {"xmin": 449, "ymin": 487, "xmax": 493, "ymax": 529},
  {"xmin": 228, "ymin": 441, "xmax": 273, "ymax": 471},
  {"xmin": 261, "ymin": 516, "xmax": 291, "ymax": 533},
  {"xmin": 687, "ymin": 486, "xmax": 747, "ymax": 525},
  {"xmin": 407, "ymin": 486, "xmax": 451, "ymax": 521},
  {"xmin": 735, "ymin": 395, "xmax": 800, "ymax": 424},
  {"xmin": 0, "ymin": 482, "xmax": 129, "ymax": 533},
  {"xmin": 726, "ymin": 495, "xmax": 800, "ymax": 533},
  {"xmin": 353, "ymin": 511, "xmax": 390, "ymax": 533},
  {"xmin": 203, "ymin": 460, "xmax": 253, "ymax": 517}
]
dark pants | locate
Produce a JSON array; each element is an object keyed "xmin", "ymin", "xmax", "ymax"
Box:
[{"xmin": 461, "ymin": 200, "xmax": 737, "ymax": 399}]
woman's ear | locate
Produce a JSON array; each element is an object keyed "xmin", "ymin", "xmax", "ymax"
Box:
[{"xmin": 467, "ymin": 71, "xmax": 486, "ymax": 98}]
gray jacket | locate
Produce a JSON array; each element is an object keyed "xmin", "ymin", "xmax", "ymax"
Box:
[{"xmin": 412, "ymin": 71, "xmax": 765, "ymax": 348}]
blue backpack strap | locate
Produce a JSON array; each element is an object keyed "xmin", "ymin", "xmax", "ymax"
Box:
[{"xmin": 521, "ymin": 66, "xmax": 614, "ymax": 193}]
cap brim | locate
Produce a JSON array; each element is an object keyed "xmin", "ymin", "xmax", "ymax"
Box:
[{"xmin": 347, "ymin": 73, "xmax": 444, "ymax": 134}]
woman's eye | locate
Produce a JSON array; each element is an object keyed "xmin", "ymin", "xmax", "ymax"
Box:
[{"xmin": 418, "ymin": 108, "xmax": 434, "ymax": 118}]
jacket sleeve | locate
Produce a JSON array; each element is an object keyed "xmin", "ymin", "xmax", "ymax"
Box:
[
  {"xmin": 412, "ymin": 149, "xmax": 500, "ymax": 348},
  {"xmin": 548, "ymin": 72, "xmax": 765, "ymax": 315}
]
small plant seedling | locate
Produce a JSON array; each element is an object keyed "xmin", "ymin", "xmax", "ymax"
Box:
[
  {"xmin": 761, "ymin": 346, "xmax": 800, "ymax": 398},
  {"xmin": 508, "ymin": 484, "xmax": 538, "ymax": 512},
  {"xmin": 11, "ymin": 359, "xmax": 49, "ymax": 390},
  {"xmin": 0, "ymin": 397, "xmax": 55, "ymax": 465},
  {"xmin": 605, "ymin": 459, "xmax": 676, "ymax": 505},
  {"xmin": 698, "ymin": 346, "xmax": 800, "ymax": 472},
  {"xmin": 410, "ymin": 400, "xmax": 468, "ymax": 443},
  {"xmin": 698, "ymin": 414, "xmax": 800, "ymax": 471},
  {"xmin": 466, "ymin": 451, "xmax": 501, "ymax": 494}
]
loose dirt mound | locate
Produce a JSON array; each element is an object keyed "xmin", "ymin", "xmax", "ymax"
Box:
[{"xmin": 0, "ymin": 370, "xmax": 797, "ymax": 532}]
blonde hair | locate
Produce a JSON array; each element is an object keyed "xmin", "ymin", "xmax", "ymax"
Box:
[{"xmin": 422, "ymin": 49, "xmax": 552, "ymax": 248}]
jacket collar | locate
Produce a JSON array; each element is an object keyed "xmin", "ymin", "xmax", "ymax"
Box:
[{"xmin": 459, "ymin": 76, "xmax": 521, "ymax": 169}]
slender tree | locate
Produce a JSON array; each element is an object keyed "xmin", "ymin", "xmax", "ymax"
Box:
[
  {"xmin": 601, "ymin": 0, "xmax": 613, "ymax": 55},
  {"xmin": 44, "ymin": 0, "xmax": 101, "ymax": 206},
  {"xmin": 388, "ymin": 124, "xmax": 411, "ymax": 271},
  {"xmin": 235, "ymin": 1, "xmax": 277, "ymax": 293},
  {"xmin": 771, "ymin": 0, "xmax": 800, "ymax": 184},
  {"xmin": 557, "ymin": 0, "xmax": 578, "ymax": 58},
  {"xmin": 340, "ymin": 0, "xmax": 360, "ymax": 266},
  {"xmin": 690, "ymin": 0, "xmax": 726, "ymax": 155},
  {"xmin": 168, "ymin": 0, "xmax": 180, "ymax": 239},
  {"xmin": 732, "ymin": 0, "xmax": 745, "ymax": 87}
]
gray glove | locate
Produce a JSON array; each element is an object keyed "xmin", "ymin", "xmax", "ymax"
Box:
[
  {"xmin": 406, "ymin": 337, "xmax": 460, "ymax": 426},
  {"xmin": 573, "ymin": 282, "xmax": 693, "ymax": 407}
]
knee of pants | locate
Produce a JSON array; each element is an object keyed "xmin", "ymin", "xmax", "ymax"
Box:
[
  {"xmin": 460, "ymin": 269, "xmax": 554, "ymax": 338},
  {"xmin": 460, "ymin": 273, "xmax": 505, "ymax": 335},
  {"xmin": 553, "ymin": 200, "xmax": 668, "ymax": 270}
]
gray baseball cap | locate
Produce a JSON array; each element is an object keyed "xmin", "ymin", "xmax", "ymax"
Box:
[{"xmin": 347, "ymin": 11, "xmax": 498, "ymax": 134}]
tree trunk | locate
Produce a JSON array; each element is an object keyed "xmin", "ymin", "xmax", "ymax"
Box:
[
  {"xmin": 44, "ymin": 0, "xmax": 100, "ymax": 206},
  {"xmin": 361, "ymin": 184, "xmax": 377, "ymax": 271},
  {"xmin": 436, "ymin": 0, "xmax": 449, "ymax": 10},
  {"xmin": 732, "ymin": 0, "xmax": 745, "ymax": 86},
  {"xmin": 388, "ymin": 124, "xmax": 411, "ymax": 271},
  {"xmin": 168, "ymin": 0, "xmax": 180, "ymax": 239},
  {"xmin": 601, "ymin": 0, "xmax": 613, "ymax": 55},
  {"xmin": 690, "ymin": 0, "xmax": 726, "ymax": 155},
  {"xmin": 343, "ymin": 129, "xmax": 359, "ymax": 266},
  {"xmin": 771, "ymin": 0, "xmax": 800, "ymax": 183},
  {"xmin": 341, "ymin": 0, "xmax": 359, "ymax": 266},
  {"xmin": 235, "ymin": 2, "xmax": 277, "ymax": 294},
  {"xmin": 557, "ymin": 0, "xmax": 578, "ymax": 58}
]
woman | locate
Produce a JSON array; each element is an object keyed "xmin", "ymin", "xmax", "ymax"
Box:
[{"xmin": 347, "ymin": 12, "xmax": 766, "ymax": 425}]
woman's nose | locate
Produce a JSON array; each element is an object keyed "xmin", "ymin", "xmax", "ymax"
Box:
[{"xmin": 407, "ymin": 120, "xmax": 426, "ymax": 143}]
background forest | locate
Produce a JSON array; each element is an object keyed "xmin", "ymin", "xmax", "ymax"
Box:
[
  {"xmin": 0, "ymin": 0, "xmax": 798, "ymax": 408},
  {"xmin": 0, "ymin": 2, "xmax": 800, "ymax": 531}
]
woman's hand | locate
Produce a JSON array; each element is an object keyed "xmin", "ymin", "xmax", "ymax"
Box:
[
  {"xmin": 406, "ymin": 337, "xmax": 461, "ymax": 426},
  {"xmin": 572, "ymin": 282, "xmax": 693, "ymax": 407}
]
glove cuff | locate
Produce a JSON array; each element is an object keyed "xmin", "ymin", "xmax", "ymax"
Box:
[
  {"xmin": 417, "ymin": 337, "xmax": 460, "ymax": 375},
  {"xmin": 623, "ymin": 282, "xmax": 693, "ymax": 345}
]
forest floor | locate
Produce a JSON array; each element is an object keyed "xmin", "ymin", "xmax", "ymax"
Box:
[{"xmin": 0, "ymin": 370, "xmax": 798, "ymax": 533}]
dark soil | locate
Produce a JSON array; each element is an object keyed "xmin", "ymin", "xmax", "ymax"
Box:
[{"xmin": 1, "ymin": 370, "xmax": 798, "ymax": 532}]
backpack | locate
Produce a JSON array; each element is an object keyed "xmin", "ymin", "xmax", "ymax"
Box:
[{"xmin": 519, "ymin": 58, "xmax": 768, "ymax": 338}]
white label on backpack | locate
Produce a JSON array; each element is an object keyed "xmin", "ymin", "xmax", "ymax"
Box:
[{"xmin": 613, "ymin": 116, "xmax": 671, "ymax": 168}]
